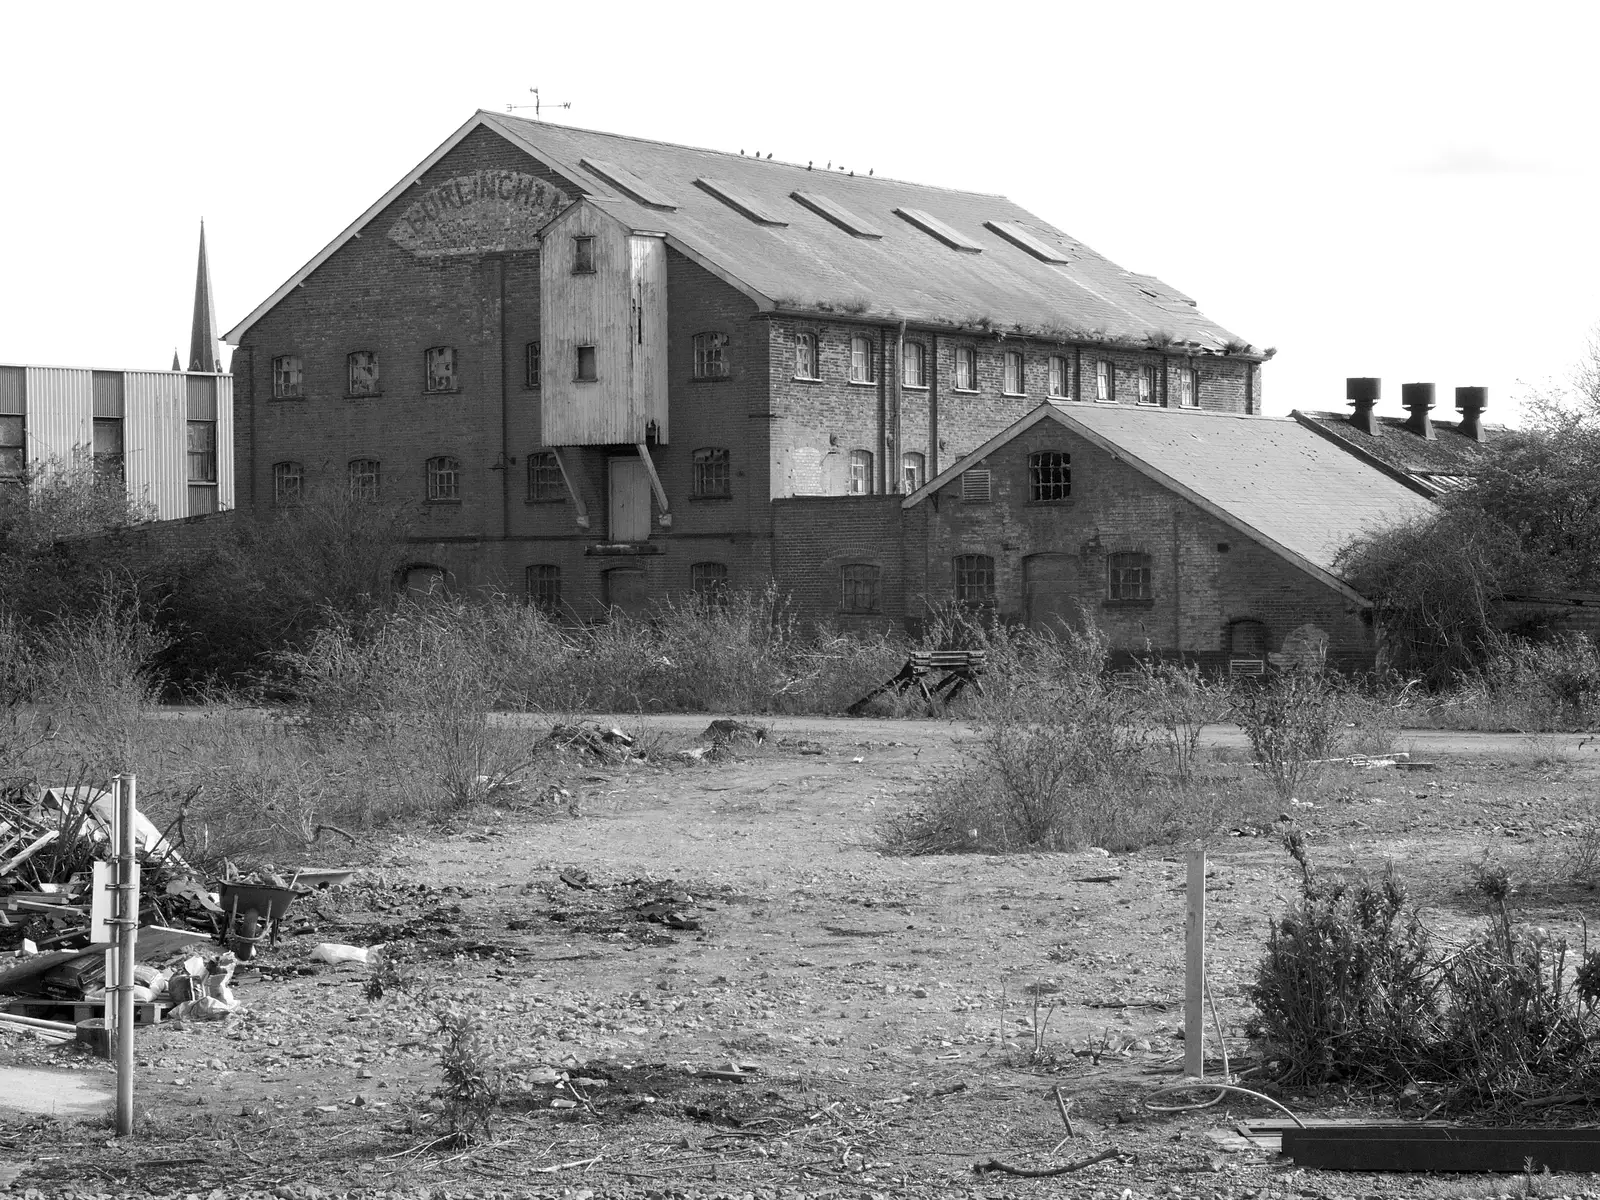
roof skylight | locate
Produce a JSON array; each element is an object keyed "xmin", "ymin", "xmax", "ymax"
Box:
[
  {"xmin": 894, "ymin": 208, "xmax": 983, "ymax": 253},
  {"xmin": 693, "ymin": 178, "xmax": 789, "ymax": 226},
  {"xmin": 984, "ymin": 220, "xmax": 1070, "ymax": 263},
  {"xmin": 579, "ymin": 158, "xmax": 677, "ymax": 210},
  {"xmin": 790, "ymin": 191, "xmax": 883, "ymax": 238}
]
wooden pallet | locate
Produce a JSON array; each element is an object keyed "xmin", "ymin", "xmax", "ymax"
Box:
[
  {"xmin": 4, "ymin": 998, "xmax": 169, "ymax": 1026},
  {"xmin": 1281, "ymin": 1123, "xmax": 1600, "ymax": 1172}
]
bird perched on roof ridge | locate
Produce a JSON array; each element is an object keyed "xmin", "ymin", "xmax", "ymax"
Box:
[
  {"xmin": 869, "ymin": 168, "xmax": 874, "ymax": 176},
  {"xmin": 807, "ymin": 161, "xmax": 813, "ymax": 170},
  {"xmin": 766, "ymin": 152, "xmax": 773, "ymax": 159}
]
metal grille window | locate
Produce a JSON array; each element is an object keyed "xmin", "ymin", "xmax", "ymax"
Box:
[
  {"xmin": 273, "ymin": 461, "xmax": 303, "ymax": 506},
  {"xmin": 424, "ymin": 346, "xmax": 457, "ymax": 393},
  {"xmin": 1048, "ymin": 355, "xmax": 1070, "ymax": 399},
  {"xmin": 1138, "ymin": 365, "xmax": 1156, "ymax": 405},
  {"xmin": 347, "ymin": 350, "xmax": 380, "ymax": 397},
  {"xmin": 903, "ymin": 341, "xmax": 926, "ymax": 388},
  {"xmin": 527, "ymin": 564, "xmax": 561, "ymax": 615},
  {"xmin": 1095, "ymin": 359, "xmax": 1112, "ymax": 402},
  {"xmin": 953, "ymin": 346, "xmax": 977, "ymax": 391},
  {"xmin": 848, "ymin": 449, "xmax": 873, "ymax": 495},
  {"xmin": 840, "ymin": 564, "xmax": 882, "ymax": 613},
  {"xmin": 93, "ymin": 418, "xmax": 124, "ymax": 485},
  {"xmin": 794, "ymin": 332, "xmax": 819, "ymax": 380},
  {"xmin": 573, "ymin": 236, "xmax": 596, "ymax": 273},
  {"xmin": 1178, "ymin": 368, "xmax": 1198, "ymax": 408},
  {"xmin": 849, "ymin": 335, "xmax": 875, "ymax": 384},
  {"xmin": 272, "ymin": 354, "xmax": 303, "ymax": 399},
  {"xmin": 348, "ymin": 458, "xmax": 380, "ymax": 501},
  {"xmin": 953, "ymin": 554, "xmax": 995, "ymax": 606},
  {"xmin": 1003, "ymin": 351, "xmax": 1025, "ymax": 395},
  {"xmin": 691, "ymin": 561, "xmax": 729, "ymax": 608},
  {"xmin": 426, "ymin": 455, "xmax": 461, "ymax": 502},
  {"xmin": 1029, "ymin": 451, "xmax": 1071, "ymax": 501},
  {"xmin": 575, "ymin": 345, "xmax": 598, "ymax": 382},
  {"xmin": 902, "ymin": 451, "xmax": 925, "ymax": 493},
  {"xmin": 693, "ymin": 332, "xmax": 730, "ymax": 379},
  {"xmin": 692, "ymin": 447, "xmax": 731, "ymax": 497},
  {"xmin": 187, "ymin": 420, "xmax": 217, "ymax": 483},
  {"xmin": 0, "ymin": 415, "xmax": 24, "ymax": 479},
  {"xmin": 525, "ymin": 341, "xmax": 542, "ymax": 389},
  {"xmin": 1108, "ymin": 552, "xmax": 1153, "ymax": 601},
  {"xmin": 527, "ymin": 451, "xmax": 564, "ymax": 501}
]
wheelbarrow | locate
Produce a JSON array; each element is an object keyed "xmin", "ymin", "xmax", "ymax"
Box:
[{"xmin": 218, "ymin": 881, "xmax": 298, "ymax": 960}]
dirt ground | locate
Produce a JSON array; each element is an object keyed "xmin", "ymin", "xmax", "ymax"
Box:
[{"xmin": 4, "ymin": 717, "xmax": 1600, "ymax": 1200}]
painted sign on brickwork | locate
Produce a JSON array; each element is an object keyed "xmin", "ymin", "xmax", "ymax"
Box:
[{"xmin": 388, "ymin": 171, "xmax": 569, "ymax": 256}]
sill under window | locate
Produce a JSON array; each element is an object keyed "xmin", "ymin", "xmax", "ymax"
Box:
[
  {"xmin": 1025, "ymin": 498, "xmax": 1072, "ymax": 506},
  {"xmin": 847, "ymin": 378, "xmax": 877, "ymax": 387},
  {"xmin": 1103, "ymin": 598, "xmax": 1155, "ymax": 609},
  {"xmin": 271, "ymin": 394, "xmax": 306, "ymax": 402},
  {"xmin": 693, "ymin": 374, "xmax": 733, "ymax": 383},
  {"xmin": 1003, "ymin": 391, "xmax": 1027, "ymax": 398},
  {"xmin": 903, "ymin": 384, "xmax": 929, "ymax": 392},
  {"xmin": 791, "ymin": 374, "xmax": 823, "ymax": 383},
  {"xmin": 689, "ymin": 494, "xmax": 732, "ymax": 502},
  {"xmin": 524, "ymin": 498, "xmax": 567, "ymax": 505},
  {"xmin": 950, "ymin": 386, "xmax": 979, "ymax": 395},
  {"xmin": 425, "ymin": 388, "xmax": 462, "ymax": 397},
  {"xmin": 574, "ymin": 377, "xmax": 599, "ymax": 384},
  {"xmin": 426, "ymin": 498, "xmax": 463, "ymax": 506},
  {"xmin": 345, "ymin": 391, "xmax": 384, "ymax": 400}
]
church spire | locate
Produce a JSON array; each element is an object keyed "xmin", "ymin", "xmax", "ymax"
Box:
[{"xmin": 188, "ymin": 221, "xmax": 220, "ymax": 373}]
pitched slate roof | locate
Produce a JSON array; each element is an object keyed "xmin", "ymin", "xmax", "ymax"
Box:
[
  {"xmin": 905, "ymin": 402, "xmax": 1439, "ymax": 602},
  {"xmin": 1292, "ymin": 409, "xmax": 1501, "ymax": 496},
  {"xmin": 227, "ymin": 112, "xmax": 1254, "ymax": 353}
]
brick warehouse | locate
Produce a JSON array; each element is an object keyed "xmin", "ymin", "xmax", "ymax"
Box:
[{"xmin": 225, "ymin": 111, "xmax": 1287, "ymax": 629}]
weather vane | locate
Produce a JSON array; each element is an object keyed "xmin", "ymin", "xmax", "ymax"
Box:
[{"xmin": 506, "ymin": 88, "xmax": 572, "ymax": 121}]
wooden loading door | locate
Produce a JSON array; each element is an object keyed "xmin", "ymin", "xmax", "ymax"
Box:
[
  {"xmin": 1024, "ymin": 553, "xmax": 1076, "ymax": 635},
  {"xmin": 608, "ymin": 457, "xmax": 650, "ymax": 542}
]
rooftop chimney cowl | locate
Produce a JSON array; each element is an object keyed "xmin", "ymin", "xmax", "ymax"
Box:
[
  {"xmin": 1346, "ymin": 377, "xmax": 1381, "ymax": 436},
  {"xmin": 1456, "ymin": 386, "xmax": 1489, "ymax": 443},
  {"xmin": 1402, "ymin": 382, "xmax": 1437, "ymax": 440}
]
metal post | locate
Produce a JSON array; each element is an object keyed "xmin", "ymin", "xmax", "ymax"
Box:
[
  {"xmin": 114, "ymin": 773, "xmax": 138, "ymax": 1137},
  {"xmin": 1185, "ymin": 844, "xmax": 1206, "ymax": 1079}
]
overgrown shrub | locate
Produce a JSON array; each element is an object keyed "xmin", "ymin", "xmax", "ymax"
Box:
[
  {"xmin": 1232, "ymin": 667, "xmax": 1344, "ymax": 801},
  {"xmin": 1126, "ymin": 656, "xmax": 1232, "ymax": 782}
]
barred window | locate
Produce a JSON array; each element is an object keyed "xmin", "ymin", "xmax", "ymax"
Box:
[
  {"xmin": 848, "ymin": 449, "xmax": 873, "ymax": 496},
  {"xmin": 272, "ymin": 354, "xmax": 302, "ymax": 399},
  {"xmin": 424, "ymin": 346, "xmax": 457, "ymax": 393},
  {"xmin": 525, "ymin": 340, "xmax": 542, "ymax": 389},
  {"xmin": 1095, "ymin": 358, "xmax": 1112, "ymax": 402},
  {"xmin": 849, "ymin": 335, "xmax": 875, "ymax": 384},
  {"xmin": 691, "ymin": 561, "xmax": 729, "ymax": 608},
  {"xmin": 273, "ymin": 461, "xmax": 303, "ymax": 506},
  {"xmin": 902, "ymin": 340, "xmax": 926, "ymax": 388},
  {"xmin": 1048, "ymin": 355, "xmax": 1070, "ymax": 399},
  {"xmin": 348, "ymin": 458, "xmax": 380, "ymax": 501},
  {"xmin": 527, "ymin": 564, "xmax": 561, "ymax": 615},
  {"xmin": 1003, "ymin": 350, "xmax": 1025, "ymax": 395},
  {"xmin": 426, "ymin": 455, "xmax": 461, "ymax": 502},
  {"xmin": 1178, "ymin": 367, "xmax": 1199, "ymax": 408},
  {"xmin": 1029, "ymin": 451, "xmax": 1071, "ymax": 501},
  {"xmin": 1137, "ymin": 364, "xmax": 1156, "ymax": 405},
  {"xmin": 347, "ymin": 350, "xmax": 380, "ymax": 397},
  {"xmin": 692, "ymin": 447, "xmax": 730, "ymax": 497},
  {"xmin": 901, "ymin": 451, "xmax": 925, "ymax": 493},
  {"xmin": 794, "ymin": 332, "xmax": 819, "ymax": 380},
  {"xmin": 1108, "ymin": 552, "xmax": 1153, "ymax": 601},
  {"xmin": 953, "ymin": 345, "xmax": 977, "ymax": 391},
  {"xmin": 840, "ymin": 564, "xmax": 881, "ymax": 614},
  {"xmin": 693, "ymin": 332, "xmax": 730, "ymax": 379},
  {"xmin": 953, "ymin": 554, "xmax": 995, "ymax": 606},
  {"xmin": 527, "ymin": 450, "xmax": 564, "ymax": 501}
]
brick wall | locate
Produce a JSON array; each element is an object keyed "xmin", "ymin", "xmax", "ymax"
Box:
[
  {"xmin": 906, "ymin": 420, "xmax": 1377, "ymax": 668},
  {"xmin": 772, "ymin": 496, "xmax": 904, "ymax": 629}
]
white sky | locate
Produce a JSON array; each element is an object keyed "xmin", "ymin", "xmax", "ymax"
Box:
[{"xmin": 3, "ymin": 0, "xmax": 1597, "ymax": 424}]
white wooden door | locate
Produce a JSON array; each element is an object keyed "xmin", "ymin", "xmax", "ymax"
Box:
[{"xmin": 609, "ymin": 457, "xmax": 650, "ymax": 542}]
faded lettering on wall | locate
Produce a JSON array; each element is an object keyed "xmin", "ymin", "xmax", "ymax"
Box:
[{"xmin": 388, "ymin": 172, "xmax": 569, "ymax": 256}]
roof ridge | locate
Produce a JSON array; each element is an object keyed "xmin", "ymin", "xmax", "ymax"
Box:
[
  {"xmin": 483, "ymin": 110, "xmax": 1013, "ymax": 200},
  {"xmin": 1052, "ymin": 400, "xmax": 1285, "ymax": 423}
]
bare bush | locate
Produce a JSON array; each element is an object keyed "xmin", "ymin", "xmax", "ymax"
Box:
[{"xmin": 1232, "ymin": 667, "xmax": 1344, "ymax": 801}]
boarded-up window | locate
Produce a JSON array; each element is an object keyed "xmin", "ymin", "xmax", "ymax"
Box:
[
  {"xmin": 347, "ymin": 350, "xmax": 380, "ymax": 397},
  {"xmin": 693, "ymin": 332, "xmax": 730, "ymax": 379},
  {"xmin": 575, "ymin": 346, "xmax": 598, "ymax": 382},
  {"xmin": 903, "ymin": 341, "xmax": 926, "ymax": 388},
  {"xmin": 848, "ymin": 449, "xmax": 873, "ymax": 495},
  {"xmin": 1048, "ymin": 355, "xmax": 1070, "ymax": 399},
  {"xmin": 273, "ymin": 461, "xmax": 303, "ymax": 506},
  {"xmin": 1108, "ymin": 552, "xmax": 1153, "ymax": 601},
  {"xmin": 527, "ymin": 564, "xmax": 561, "ymax": 615},
  {"xmin": 953, "ymin": 345, "xmax": 976, "ymax": 391},
  {"xmin": 841, "ymin": 564, "xmax": 881, "ymax": 613},
  {"xmin": 427, "ymin": 455, "xmax": 461, "ymax": 502},
  {"xmin": 525, "ymin": 341, "xmax": 542, "ymax": 389},
  {"xmin": 349, "ymin": 458, "xmax": 380, "ymax": 501},
  {"xmin": 1003, "ymin": 351, "xmax": 1025, "ymax": 395},
  {"xmin": 272, "ymin": 354, "xmax": 302, "ymax": 399},
  {"xmin": 794, "ymin": 332, "xmax": 819, "ymax": 380},
  {"xmin": 953, "ymin": 554, "xmax": 995, "ymax": 606},
  {"xmin": 424, "ymin": 346, "xmax": 457, "ymax": 393},
  {"xmin": 902, "ymin": 451, "xmax": 925, "ymax": 492},
  {"xmin": 1095, "ymin": 359, "xmax": 1112, "ymax": 402},
  {"xmin": 1029, "ymin": 452, "xmax": 1070, "ymax": 501},
  {"xmin": 0, "ymin": 415, "xmax": 24, "ymax": 479},
  {"xmin": 527, "ymin": 451, "xmax": 564, "ymax": 501},
  {"xmin": 692, "ymin": 447, "xmax": 730, "ymax": 497},
  {"xmin": 849, "ymin": 335, "xmax": 875, "ymax": 384}
]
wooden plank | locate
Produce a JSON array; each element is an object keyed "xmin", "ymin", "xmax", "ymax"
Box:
[
  {"xmin": 1184, "ymin": 846, "xmax": 1205, "ymax": 1078},
  {"xmin": 1282, "ymin": 1125, "xmax": 1600, "ymax": 1173}
]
